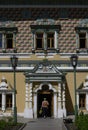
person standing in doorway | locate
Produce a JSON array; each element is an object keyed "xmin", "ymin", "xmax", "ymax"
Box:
[{"xmin": 42, "ymin": 98, "xmax": 49, "ymax": 118}]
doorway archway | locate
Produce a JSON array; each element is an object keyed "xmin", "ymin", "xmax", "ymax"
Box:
[
  {"xmin": 33, "ymin": 83, "xmax": 57, "ymax": 118},
  {"xmin": 37, "ymin": 88, "xmax": 53, "ymax": 118}
]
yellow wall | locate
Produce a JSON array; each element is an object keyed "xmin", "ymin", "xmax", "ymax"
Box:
[
  {"xmin": 66, "ymin": 72, "xmax": 88, "ymax": 113},
  {"xmin": 0, "ymin": 72, "xmax": 25, "ymax": 113},
  {"xmin": 0, "ymin": 68, "xmax": 88, "ymax": 114}
]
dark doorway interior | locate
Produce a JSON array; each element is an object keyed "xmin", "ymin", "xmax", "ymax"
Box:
[{"xmin": 37, "ymin": 90, "xmax": 53, "ymax": 118}]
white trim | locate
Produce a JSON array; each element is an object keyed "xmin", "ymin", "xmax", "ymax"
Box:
[
  {"xmin": 1, "ymin": 52, "xmax": 88, "ymax": 58},
  {"xmin": 1, "ymin": 66, "xmax": 88, "ymax": 71},
  {"xmin": 35, "ymin": 83, "xmax": 57, "ymax": 92}
]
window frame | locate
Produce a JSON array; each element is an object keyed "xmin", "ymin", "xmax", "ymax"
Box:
[
  {"xmin": 75, "ymin": 27, "xmax": 88, "ymax": 52},
  {"xmin": 30, "ymin": 24, "xmax": 60, "ymax": 53},
  {"xmin": 79, "ymin": 32, "xmax": 86, "ymax": 49},
  {"xmin": 79, "ymin": 94, "xmax": 86, "ymax": 109},
  {"xmin": 47, "ymin": 33, "xmax": 54, "ymax": 49},
  {"xmin": 36, "ymin": 32, "xmax": 44, "ymax": 50},
  {"xmin": 0, "ymin": 92, "xmax": 13, "ymax": 111},
  {"xmin": 6, "ymin": 33, "xmax": 13, "ymax": 49},
  {"xmin": 0, "ymin": 27, "xmax": 18, "ymax": 51}
]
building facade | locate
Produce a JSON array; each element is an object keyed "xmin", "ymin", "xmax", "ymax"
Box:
[{"xmin": 0, "ymin": 0, "xmax": 88, "ymax": 118}]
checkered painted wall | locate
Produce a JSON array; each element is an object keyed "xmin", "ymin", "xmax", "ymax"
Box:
[{"xmin": 0, "ymin": 8, "xmax": 87, "ymax": 53}]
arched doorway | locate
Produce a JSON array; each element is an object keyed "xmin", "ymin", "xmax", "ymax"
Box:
[
  {"xmin": 33, "ymin": 83, "xmax": 57, "ymax": 118},
  {"xmin": 37, "ymin": 87, "xmax": 53, "ymax": 118}
]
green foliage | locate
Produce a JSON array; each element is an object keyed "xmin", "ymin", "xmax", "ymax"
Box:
[
  {"xmin": 0, "ymin": 119, "xmax": 7, "ymax": 130},
  {"xmin": 76, "ymin": 113, "xmax": 88, "ymax": 130},
  {"xmin": 0, "ymin": 117, "xmax": 14, "ymax": 130},
  {"xmin": 0, "ymin": 117, "xmax": 23, "ymax": 130}
]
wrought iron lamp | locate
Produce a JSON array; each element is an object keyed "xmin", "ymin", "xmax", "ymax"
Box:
[
  {"xmin": 10, "ymin": 55, "xmax": 18, "ymax": 124},
  {"xmin": 70, "ymin": 54, "xmax": 78, "ymax": 120}
]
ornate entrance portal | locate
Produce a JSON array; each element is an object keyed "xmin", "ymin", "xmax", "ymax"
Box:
[{"xmin": 24, "ymin": 60, "xmax": 67, "ymax": 118}]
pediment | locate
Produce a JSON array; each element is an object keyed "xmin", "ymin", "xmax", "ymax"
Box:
[
  {"xmin": 24, "ymin": 60, "xmax": 66, "ymax": 78},
  {"xmin": 24, "ymin": 60, "xmax": 66, "ymax": 82},
  {"xmin": 28, "ymin": 61, "xmax": 63, "ymax": 75},
  {"xmin": 35, "ymin": 64, "xmax": 62, "ymax": 74}
]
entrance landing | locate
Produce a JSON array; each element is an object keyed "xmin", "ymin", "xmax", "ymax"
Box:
[{"xmin": 22, "ymin": 118, "xmax": 66, "ymax": 130}]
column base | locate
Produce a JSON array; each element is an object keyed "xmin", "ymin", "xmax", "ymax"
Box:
[
  {"xmin": 24, "ymin": 108, "xmax": 33, "ymax": 118},
  {"xmin": 58, "ymin": 108, "xmax": 63, "ymax": 118},
  {"xmin": 63, "ymin": 108, "xmax": 66, "ymax": 117}
]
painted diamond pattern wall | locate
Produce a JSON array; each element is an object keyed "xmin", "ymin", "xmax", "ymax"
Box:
[{"xmin": 0, "ymin": 8, "xmax": 87, "ymax": 53}]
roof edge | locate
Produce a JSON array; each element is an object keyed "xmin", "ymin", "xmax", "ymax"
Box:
[{"xmin": 0, "ymin": 5, "xmax": 88, "ymax": 8}]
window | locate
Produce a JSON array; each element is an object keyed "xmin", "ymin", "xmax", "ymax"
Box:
[
  {"xmin": 79, "ymin": 94, "xmax": 86, "ymax": 108},
  {"xmin": 6, "ymin": 34, "xmax": 13, "ymax": 49},
  {"xmin": 36, "ymin": 33, "xmax": 43, "ymax": 49},
  {"xmin": 0, "ymin": 26, "xmax": 17, "ymax": 51},
  {"xmin": 6, "ymin": 94, "xmax": 12, "ymax": 108},
  {"xmin": 0, "ymin": 94, "xmax": 2, "ymax": 108},
  {"xmin": 79, "ymin": 33, "xmax": 86, "ymax": 48},
  {"xmin": 35, "ymin": 32, "xmax": 55, "ymax": 50},
  {"xmin": 30, "ymin": 23, "xmax": 60, "ymax": 52},
  {"xmin": 0, "ymin": 34, "xmax": 2, "ymax": 48},
  {"xmin": 47, "ymin": 33, "xmax": 54, "ymax": 49}
]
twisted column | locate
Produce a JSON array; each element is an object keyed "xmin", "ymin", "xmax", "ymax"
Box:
[
  {"xmin": 58, "ymin": 83, "xmax": 63, "ymax": 118},
  {"xmin": 24, "ymin": 82, "xmax": 33, "ymax": 118},
  {"xmin": 58, "ymin": 83, "xmax": 61, "ymax": 109},
  {"xmin": 62, "ymin": 83, "xmax": 65, "ymax": 109},
  {"xmin": 25, "ymin": 83, "xmax": 29, "ymax": 109},
  {"xmin": 62, "ymin": 83, "xmax": 66, "ymax": 117},
  {"xmin": 29, "ymin": 82, "xmax": 33, "ymax": 109}
]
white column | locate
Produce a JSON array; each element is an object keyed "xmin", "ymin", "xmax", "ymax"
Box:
[
  {"xmin": 77, "ymin": 92, "xmax": 79, "ymax": 111},
  {"xmin": 53, "ymin": 93, "xmax": 57, "ymax": 118},
  {"xmin": 24, "ymin": 83, "xmax": 30, "ymax": 118},
  {"xmin": 54, "ymin": 31, "xmax": 59, "ymax": 49},
  {"xmin": 62, "ymin": 83, "xmax": 66, "ymax": 117},
  {"xmin": 86, "ymin": 93, "xmax": 88, "ymax": 111},
  {"xmin": 43, "ymin": 31, "xmax": 47, "ymax": 50},
  {"xmin": 34, "ymin": 92, "xmax": 37, "ymax": 118},
  {"xmin": 58, "ymin": 83, "xmax": 63, "ymax": 118},
  {"xmin": 28, "ymin": 82, "xmax": 33, "ymax": 118},
  {"xmin": 2, "ymin": 93, "xmax": 6, "ymax": 112},
  {"xmin": 24, "ymin": 82, "xmax": 33, "ymax": 118}
]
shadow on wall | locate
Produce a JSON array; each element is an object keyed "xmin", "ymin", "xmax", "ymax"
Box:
[{"xmin": 65, "ymin": 81, "xmax": 74, "ymax": 115}]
